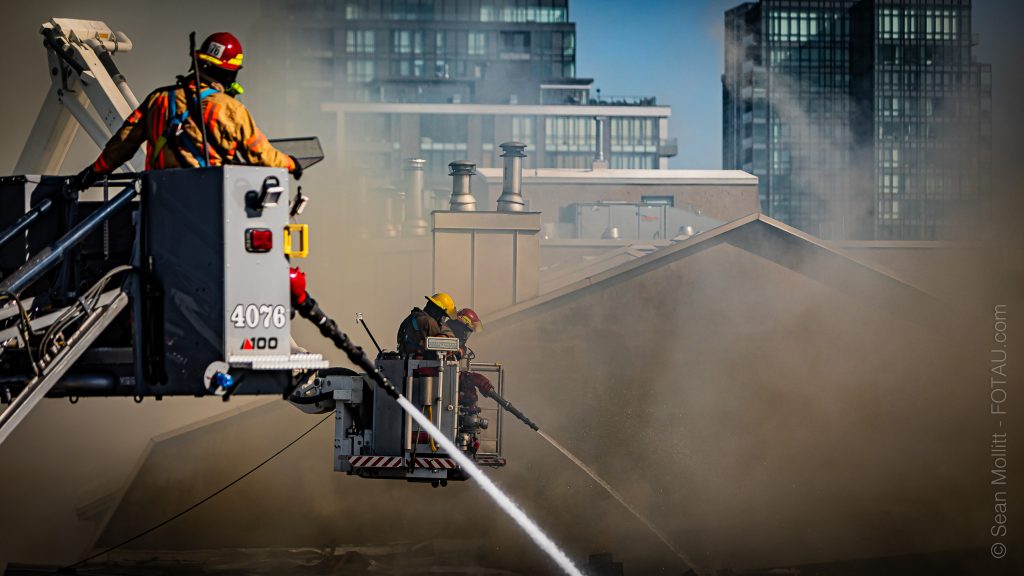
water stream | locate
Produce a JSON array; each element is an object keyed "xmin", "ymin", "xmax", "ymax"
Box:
[
  {"xmin": 537, "ymin": 430, "xmax": 701, "ymax": 575},
  {"xmin": 397, "ymin": 396, "xmax": 583, "ymax": 576}
]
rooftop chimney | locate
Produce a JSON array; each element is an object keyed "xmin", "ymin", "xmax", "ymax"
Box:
[
  {"xmin": 402, "ymin": 158, "xmax": 428, "ymax": 236},
  {"xmin": 378, "ymin": 184, "xmax": 401, "ymax": 237},
  {"xmin": 448, "ymin": 160, "xmax": 477, "ymax": 212},
  {"xmin": 497, "ymin": 141, "xmax": 528, "ymax": 212}
]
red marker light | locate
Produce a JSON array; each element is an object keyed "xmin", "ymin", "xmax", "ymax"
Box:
[{"xmin": 245, "ymin": 228, "xmax": 273, "ymax": 252}]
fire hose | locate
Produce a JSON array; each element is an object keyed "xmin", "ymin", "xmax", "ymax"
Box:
[
  {"xmin": 292, "ymin": 290, "xmax": 400, "ymax": 400},
  {"xmin": 290, "ymin": 269, "xmax": 539, "ymax": 432},
  {"xmin": 482, "ymin": 388, "xmax": 540, "ymax": 432},
  {"xmin": 463, "ymin": 371, "xmax": 540, "ymax": 432}
]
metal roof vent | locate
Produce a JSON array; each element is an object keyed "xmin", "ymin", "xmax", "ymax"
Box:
[
  {"xmin": 378, "ymin": 184, "xmax": 402, "ymax": 237},
  {"xmin": 497, "ymin": 141, "xmax": 527, "ymax": 212},
  {"xmin": 403, "ymin": 158, "xmax": 428, "ymax": 236},
  {"xmin": 448, "ymin": 160, "xmax": 477, "ymax": 212}
]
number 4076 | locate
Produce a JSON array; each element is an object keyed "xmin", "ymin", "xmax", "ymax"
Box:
[{"xmin": 230, "ymin": 304, "xmax": 288, "ymax": 329}]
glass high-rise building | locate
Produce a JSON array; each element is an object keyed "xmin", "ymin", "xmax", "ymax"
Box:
[
  {"xmin": 723, "ymin": 0, "xmax": 991, "ymax": 240},
  {"xmin": 256, "ymin": 0, "xmax": 676, "ymax": 187}
]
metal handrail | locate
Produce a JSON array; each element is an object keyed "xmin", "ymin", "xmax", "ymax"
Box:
[
  {"xmin": 0, "ymin": 198, "xmax": 52, "ymax": 251},
  {"xmin": 0, "ymin": 174, "xmax": 142, "ymax": 253},
  {"xmin": 0, "ymin": 182, "xmax": 139, "ymax": 297}
]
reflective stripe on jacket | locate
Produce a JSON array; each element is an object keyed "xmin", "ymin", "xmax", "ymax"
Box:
[{"xmin": 90, "ymin": 81, "xmax": 295, "ymax": 173}]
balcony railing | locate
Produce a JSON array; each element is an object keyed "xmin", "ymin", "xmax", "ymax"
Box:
[{"xmin": 589, "ymin": 95, "xmax": 659, "ymax": 107}]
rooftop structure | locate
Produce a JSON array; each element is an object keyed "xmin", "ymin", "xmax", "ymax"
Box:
[{"xmin": 476, "ymin": 167, "xmax": 759, "ymax": 239}]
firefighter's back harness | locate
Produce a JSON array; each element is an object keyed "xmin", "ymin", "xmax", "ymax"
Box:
[{"xmin": 151, "ymin": 86, "xmax": 218, "ymax": 166}]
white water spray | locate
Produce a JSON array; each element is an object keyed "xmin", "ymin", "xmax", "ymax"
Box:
[
  {"xmin": 396, "ymin": 396, "xmax": 583, "ymax": 576},
  {"xmin": 538, "ymin": 430, "xmax": 702, "ymax": 575}
]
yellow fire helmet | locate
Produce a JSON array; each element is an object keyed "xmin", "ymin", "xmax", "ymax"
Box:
[{"xmin": 426, "ymin": 292, "xmax": 456, "ymax": 318}]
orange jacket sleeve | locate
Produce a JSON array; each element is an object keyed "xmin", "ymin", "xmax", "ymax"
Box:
[
  {"xmin": 91, "ymin": 95, "xmax": 150, "ymax": 174},
  {"xmin": 222, "ymin": 99, "xmax": 295, "ymax": 171}
]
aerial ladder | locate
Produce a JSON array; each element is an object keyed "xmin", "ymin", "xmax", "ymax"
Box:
[
  {"xmin": 16, "ymin": 18, "xmax": 144, "ymax": 175},
  {"xmin": 1, "ymin": 19, "xmax": 145, "ymax": 445}
]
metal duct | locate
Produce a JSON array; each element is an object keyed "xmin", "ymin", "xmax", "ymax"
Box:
[
  {"xmin": 497, "ymin": 141, "xmax": 527, "ymax": 212},
  {"xmin": 378, "ymin": 184, "xmax": 401, "ymax": 237},
  {"xmin": 403, "ymin": 158, "xmax": 428, "ymax": 236},
  {"xmin": 448, "ymin": 160, "xmax": 477, "ymax": 212}
]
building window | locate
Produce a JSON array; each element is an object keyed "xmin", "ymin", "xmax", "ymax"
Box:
[
  {"xmin": 512, "ymin": 116, "xmax": 534, "ymax": 147},
  {"xmin": 545, "ymin": 116, "xmax": 596, "ymax": 168},
  {"xmin": 611, "ymin": 155, "xmax": 655, "ymax": 169},
  {"xmin": 468, "ymin": 32, "xmax": 486, "ymax": 56},
  {"xmin": 545, "ymin": 116, "xmax": 595, "ymax": 152},
  {"xmin": 346, "ymin": 30, "xmax": 375, "ymax": 54},
  {"xmin": 563, "ymin": 32, "xmax": 575, "ymax": 57},
  {"xmin": 482, "ymin": 6, "xmax": 567, "ymax": 23},
  {"xmin": 501, "ymin": 31, "xmax": 531, "ymax": 56},
  {"xmin": 391, "ymin": 59, "xmax": 425, "ymax": 77},
  {"xmin": 346, "ymin": 59, "xmax": 374, "ymax": 82},
  {"xmin": 386, "ymin": 0, "xmax": 434, "ymax": 20},
  {"xmin": 924, "ymin": 9, "xmax": 960, "ymax": 40},
  {"xmin": 393, "ymin": 30, "xmax": 423, "ymax": 54},
  {"xmin": 610, "ymin": 118, "xmax": 657, "ymax": 153},
  {"xmin": 642, "ymin": 195, "xmax": 674, "ymax": 207},
  {"xmin": 345, "ymin": 2, "xmax": 362, "ymax": 20}
]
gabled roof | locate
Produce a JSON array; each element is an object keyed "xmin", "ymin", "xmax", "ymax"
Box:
[{"xmin": 489, "ymin": 213, "xmax": 959, "ymax": 334}]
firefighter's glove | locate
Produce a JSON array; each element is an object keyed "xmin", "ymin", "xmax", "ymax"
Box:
[
  {"xmin": 289, "ymin": 266, "xmax": 307, "ymax": 305},
  {"xmin": 70, "ymin": 167, "xmax": 101, "ymax": 192},
  {"xmin": 289, "ymin": 156, "xmax": 303, "ymax": 181}
]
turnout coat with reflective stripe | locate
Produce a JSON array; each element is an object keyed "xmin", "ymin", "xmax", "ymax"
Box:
[{"xmin": 90, "ymin": 81, "xmax": 295, "ymax": 173}]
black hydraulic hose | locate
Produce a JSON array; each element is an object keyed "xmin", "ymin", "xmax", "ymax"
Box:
[
  {"xmin": 94, "ymin": 49, "xmax": 125, "ymax": 86},
  {"xmin": 294, "ymin": 292, "xmax": 401, "ymax": 400},
  {"xmin": 483, "ymin": 389, "xmax": 540, "ymax": 431},
  {"xmin": 0, "ymin": 184, "xmax": 138, "ymax": 297},
  {"xmin": 40, "ymin": 28, "xmax": 85, "ymax": 75},
  {"xmin": 0, "ymin": 199, "xmax": 52, "ymax": 251}
]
